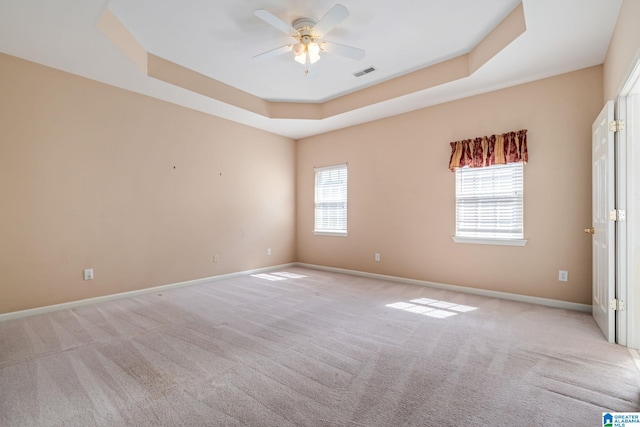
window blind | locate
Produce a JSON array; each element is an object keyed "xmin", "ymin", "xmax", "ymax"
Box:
[
  {"xmin": 314, "ymin": 164, "xmax": 347, "ymax": 234},
  {"xmin": 455, "ymin": 163, "xmax": 523, "ymax": 239}
]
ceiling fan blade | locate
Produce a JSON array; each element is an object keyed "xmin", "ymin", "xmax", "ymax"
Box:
[
  {"xmin": 320, "ymin": 41, "xmax": 365, "ymax": 61},
  {"xmin": 312, "ymin": 4, "xmax": 349, "ymax": 36},
  {"xmin": 254, "ymin": 9, "xmax": 297, "ymax": 35},
  {"xmin": 253, "ymin": 44, "xmax": 293, "ymax": 61}
]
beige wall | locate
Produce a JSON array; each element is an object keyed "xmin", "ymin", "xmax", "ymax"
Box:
[
  {"xmin": 604, "ymin": 0, "xmax": 640, "ymax": 101},
  {"xmin": 0, "ymin": 53, "xmax": 296, "ymax": 314},
  {"xmin": 297, "ymin": 66, "xmax": 603, "ymax": 305},
  {"xmin": 6, "ymin": 0, "xmax": 636, "ymax": 314}
]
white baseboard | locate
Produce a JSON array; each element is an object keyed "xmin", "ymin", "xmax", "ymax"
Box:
[
  {"xmin": 295, "ymin": 263, "xmax": 592, "ymax": 313},
  {"xmin": 0, "ymin": 263, "xmax": 297, "ymax": 322},
  {"xmin": 0, "ymin": 261, "xmax": 591, "ymax": 322}
]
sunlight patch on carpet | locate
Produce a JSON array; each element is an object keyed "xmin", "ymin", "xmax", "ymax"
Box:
[
  {"xmin": 251, "ymin": 274, "xmax": 286, "ymax": 281},
  {"xmin": 251, "ymin": 272, "xmax": 308, "ymax": 281},
  {"xmin": 386, "ymin": 298, "xmax": 477, "ymax": 318},
  {"xmin": 271, "ymin": 272, "xmax": 307, "ymax": 279}
]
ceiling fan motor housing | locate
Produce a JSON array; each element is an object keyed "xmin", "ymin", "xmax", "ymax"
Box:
[{"xmin": 293, "ymin": 18, "xmax": 316, "ymax": 31}]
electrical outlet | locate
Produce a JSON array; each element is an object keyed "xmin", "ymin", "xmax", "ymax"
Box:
[
  {"xmin": 375, "ymin": 253, "xmax": 381, "ymax": 262},
  {"xmin": 558, "ymin": 270, "xmax": 568, "ymax": 282},
  {"xmin": 83, "ymin": 268, "xmax": 94, "ymax": 280},
  {"xmin": 267, "ymin": 248, "xmax": 272, "ymax": 256},
  {"xmin": 213, "ymin": 255, "xmax": 220, "ymax": 263}
]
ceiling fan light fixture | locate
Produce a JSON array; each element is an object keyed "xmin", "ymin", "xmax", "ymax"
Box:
[
  {"xmin": 293, "ymin": 40, "xmax": 307, "ymax": 65},
  {"xmin": 294, "ymin": 53, "xmax": 307, "ymax": 65},
  {"xmin": 292, "ymin": 43, "xmax": 305, "ymax": 56},
  {"xmin": 307, "ymin": 42, "xmax": 320, "ymax": 56},
  {"xmin": 307, "ymin": 42, "xmax": 320, "ymax": 63}
]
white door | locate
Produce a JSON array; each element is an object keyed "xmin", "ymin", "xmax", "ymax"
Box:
[
  {"xmin": 591, "ymin": 101, "xmax": 615, "ymax": 343},
  {"xmin": 617, "ymin": 60, "xmax": 640, "ymax": 349}
]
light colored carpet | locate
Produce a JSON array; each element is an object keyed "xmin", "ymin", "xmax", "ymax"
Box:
[{"xmin": 0, "ymin": 267, "xmax": 638, "ymax": 426}]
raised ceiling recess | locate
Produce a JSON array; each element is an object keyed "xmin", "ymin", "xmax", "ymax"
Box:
[{"xmin": 98, "ymin": 2, "xmax": 526, "ymax": 121}]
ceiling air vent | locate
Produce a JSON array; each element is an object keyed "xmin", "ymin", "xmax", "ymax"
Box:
[{"xmin": 353, "ymin": 66, "xmax": 376, "ymax": 77}]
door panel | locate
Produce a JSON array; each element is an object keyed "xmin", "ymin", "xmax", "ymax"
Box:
[{"xmin": 592, "ymin": 101, "xmax": 615, "ymax": 342}]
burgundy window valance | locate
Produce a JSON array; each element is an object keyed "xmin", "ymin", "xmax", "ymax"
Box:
[{"xmin": 448, "ymin": 129, "xmax": 528, "ymax": 171}]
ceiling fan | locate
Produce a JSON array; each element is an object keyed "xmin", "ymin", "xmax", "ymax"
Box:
[{"xmin": 253, "ymin": 4, "xmax": 365, "ymax": 77}]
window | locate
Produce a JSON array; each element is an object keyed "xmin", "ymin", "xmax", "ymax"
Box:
[
  {"xmin": 314, "ymin": 164, "xmax": 347, "ymax": 235},
  {"xmin": 454, "ymin": 162, "xmax": 525, "ymax": 245}
]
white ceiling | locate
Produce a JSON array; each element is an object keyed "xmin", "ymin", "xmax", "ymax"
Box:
[{"xmin": 0, "ymin": 0, "xmax": 622, "ymax": 139}]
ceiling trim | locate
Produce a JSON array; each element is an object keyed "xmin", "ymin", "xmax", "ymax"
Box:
[{"xmin": 98, "ymin": 3, "xmax": 526, "ymax": 121}]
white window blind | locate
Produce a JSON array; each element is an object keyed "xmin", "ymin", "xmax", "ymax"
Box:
[
  {"xmin": 455, "ymin": 162, "xmax": 523, "ymax": 239},
  {"xmin": 315, "ymin": 164, "xmax": 347, "ymax": 235}
]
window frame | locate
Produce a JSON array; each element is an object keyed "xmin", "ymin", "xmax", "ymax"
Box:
[
  {"xmin": 314, "ymin": 163, "xmax": 348, "ymax": 236},
  {"xmin": 452, "ymin": 162, "xmax": 527, "ymax": 246}
]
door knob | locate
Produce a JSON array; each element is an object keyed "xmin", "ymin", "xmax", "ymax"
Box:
[{"xmin": 584, "ymin": 227, "xmax": 595, "ymax": 234}]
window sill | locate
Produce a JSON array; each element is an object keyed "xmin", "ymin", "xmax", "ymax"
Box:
[
  {"xmin": 314, "ymin": 231, "xmax": 348, "ymax": 237},
  {"xmin": 451, "ymin": 237, "xmax": 528, "ymax": 246}
]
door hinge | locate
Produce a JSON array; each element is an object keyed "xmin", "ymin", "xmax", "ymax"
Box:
[
  {"xmin": 610, "ymin": 299, "xmax": 626, "ymax": 311},
  {"xmin": 609, "ymin": 209, "xmax": 626, "ymax": 221},
  {"xmin": 609, "ymin": 120, "xmax": 625, "ymax": 132}
]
